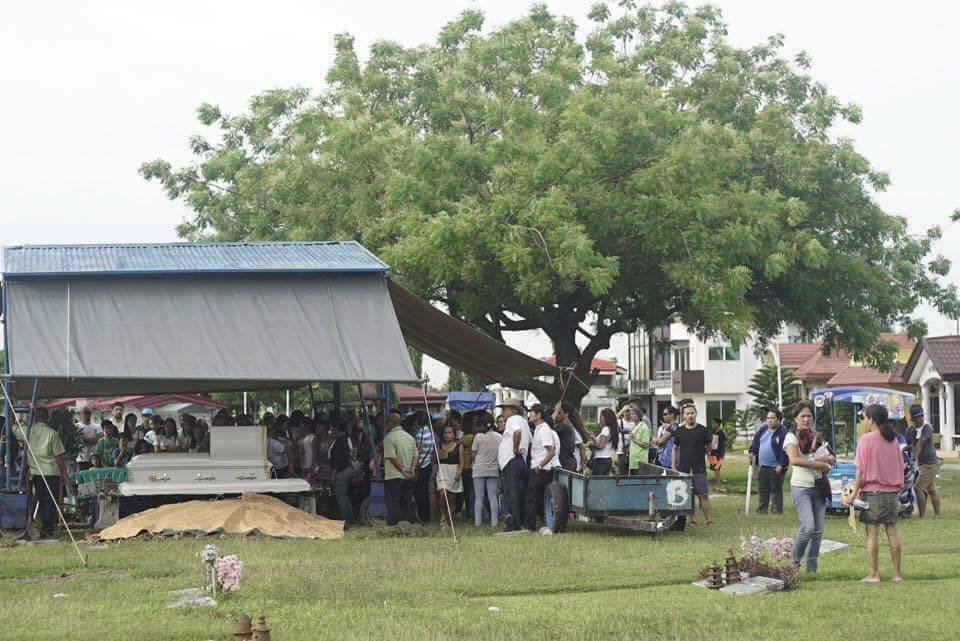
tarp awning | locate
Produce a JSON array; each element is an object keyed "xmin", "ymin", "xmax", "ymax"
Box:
[
  {"xmin": 6, "ymin": 273, "xmax": 418, "ymax": 397},
  {"xmin": 388, "ymin": 280, "xmax": 558, "ymax": 384},
  {"xmin": 447, "ymin": 391, "xmax": 495, "ymax": 411}
]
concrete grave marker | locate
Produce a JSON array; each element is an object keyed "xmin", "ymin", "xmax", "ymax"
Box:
[
  {"xmin": 720, "ymin": 575, "xmax": 784, "ymax": 596},
  {"xmin": 818, "ymin": 539, "xmax": 849, "ymax": 554}
]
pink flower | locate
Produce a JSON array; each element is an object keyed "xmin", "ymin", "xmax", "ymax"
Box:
[
  {"xmin": 764, "ymin": 537, "xmax": 794, "ymax": 563},
  {"xmin": 214, "ymin": 554, "xmax": 244, "ymax": 593}
]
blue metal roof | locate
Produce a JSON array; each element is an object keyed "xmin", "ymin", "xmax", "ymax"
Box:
[{"xmin": 0, "ymin": 242, "xmax": 388, "ymax": 277}]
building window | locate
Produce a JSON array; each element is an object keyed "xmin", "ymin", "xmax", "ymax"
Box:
[
  {"xmin": 706, "ymin": 400, "xmax": 737, "ymax": 427},
  {"xmin": 673, "ymin": 347, "xmax": 690, "ymax": 371},
  {"xmin": 708, "ymin": 345, "xmax": 741, "ymax": 361}
]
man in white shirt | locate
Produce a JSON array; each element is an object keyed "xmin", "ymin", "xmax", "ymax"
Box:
[
  {"xmin": 496, "ymin": 395, "xmax": 530, "ymax": 531},
  {"xmin": 297, "ymin": 418, "xmax": 316, "ymax": 479},
  {"xmin": 76, "ymin": 407, "xmax": 101, "ymax": 470},
  {"xmin": 524, "ymin": 404, "xmax": 558, "ymax": 531}
]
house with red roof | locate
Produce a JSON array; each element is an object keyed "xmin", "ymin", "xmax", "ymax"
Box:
[
  {"xmin": 624, "ymin": 321, "xmax": 916, "ymax": 435},
  {"xmin": 901, "ymin": 335, "xmax": 960, "ymax": 452},
  {"xmin": 777, "ymin": 333, "xmax": 917, "ymax": 398}
]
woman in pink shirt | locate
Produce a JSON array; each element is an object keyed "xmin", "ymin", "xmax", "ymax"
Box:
[{"xmin": 843, "ymin": 404, "xmax": 905, "ymax": 583}]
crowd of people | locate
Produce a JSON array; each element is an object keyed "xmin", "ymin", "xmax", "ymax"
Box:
[
  {"xmin": 7, "ymin": 390, "xmax": 945, "ymax": 584},
  {"xmin": 74, "ymin": 401, "xmax": 212, "ymax": 471},
  {"xmin": 375, "ymin": 394, "xmax": 731, "ymax": 531},
  {"xmin": 749, "ymin": 400, "xmax": 940, "ymax": 581}
]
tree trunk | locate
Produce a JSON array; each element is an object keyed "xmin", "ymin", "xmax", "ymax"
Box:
[{"xmin": 502, "ymin": 320, "xmax": 609, "ymax": 410}]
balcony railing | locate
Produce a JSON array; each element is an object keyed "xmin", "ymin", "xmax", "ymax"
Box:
[{"xmin": 653, "ymin": 370, "xmax": 673, "ymax": 383}]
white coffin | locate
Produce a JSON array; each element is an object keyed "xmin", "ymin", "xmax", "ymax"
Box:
[{"xmin": 119, "ymin": 425, "xmax": 309, "ymax": 496}]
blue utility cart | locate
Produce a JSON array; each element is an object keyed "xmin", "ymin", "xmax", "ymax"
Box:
[{"xmin": 545, "ymin": 463, "xmax": 694, "ymax": 535}]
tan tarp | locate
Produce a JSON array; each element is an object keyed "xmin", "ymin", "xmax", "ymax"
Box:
[
  {"xmin": 388, "ymin": 280, "xmax": 559, "ymax": 384},
  {"xmin": 99, "ymin": 493, "xmax": 344, "ymax": 540}
]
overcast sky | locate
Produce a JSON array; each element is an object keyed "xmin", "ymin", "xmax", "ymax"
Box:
[{"xmin": 2, "ymin": 0, "xmax": 958, "ymax": 385}]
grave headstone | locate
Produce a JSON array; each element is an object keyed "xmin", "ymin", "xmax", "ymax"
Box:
[{"xmin": 719, "ymin": 575, "xmax": 784, "ymax": 596}]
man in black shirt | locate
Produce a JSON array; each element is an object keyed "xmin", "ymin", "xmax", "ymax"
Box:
[
  {"xmin": 552, "ymin": 402, "xmax": 578, "ymax": 472},
  {"xmin": 672, "ymin": 404, "xmax": 713, "ymax": 525},
  {"xmin": 329, "ymin": 421, "xmax": 355, "ymax": 522}
]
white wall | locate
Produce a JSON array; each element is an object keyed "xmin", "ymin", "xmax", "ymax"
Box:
[{"xmin": 668, "ymin": 320, "xmax": 787, "ymax": 408}]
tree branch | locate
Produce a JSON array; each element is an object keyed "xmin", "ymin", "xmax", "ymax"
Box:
[
  {"xmin": 497, "ymin": 311, "xmax": 541, "ymax": 332},
  {"xmin": 595, "ymin": 157, "xmax": 652, "ymax": 185},
  {"xmin": 576, "ymin": 326, "xmax": 596, "ymax": 340}
]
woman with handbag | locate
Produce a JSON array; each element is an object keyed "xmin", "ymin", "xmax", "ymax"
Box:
[{"xmin": 784, "ymin": 401, "xmax": 835, "ymax": 573}]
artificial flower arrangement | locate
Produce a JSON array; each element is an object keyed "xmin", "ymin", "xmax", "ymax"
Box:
[
  {"xmin": 198, "ymin": 544, "xmax": 244, "ymax": 595},
  {"xmin": 695, "ymin": 533, "xmax": 800, "ymax": 590},
  {"xmin": 736, "ymin": 533, "xmax": 800, "ymax": 590}
]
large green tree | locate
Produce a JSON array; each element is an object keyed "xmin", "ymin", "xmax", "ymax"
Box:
[{"xmin": 142, "ymin": 2, "xmax": 957, "ymax": 406}]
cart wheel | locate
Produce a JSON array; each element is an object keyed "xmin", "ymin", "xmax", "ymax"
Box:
[
  {"xmin": 670, "ymin": 515, "xmax": 687, "ymax": 532},
  {"xmin": 544, "ymin": 481, "xmax": 569, "ymax": 533}
]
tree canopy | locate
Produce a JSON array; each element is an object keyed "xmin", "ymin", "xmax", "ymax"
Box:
[{"xmin": 142, "ymin": 2, "xmax": 957, "ymax": 406}]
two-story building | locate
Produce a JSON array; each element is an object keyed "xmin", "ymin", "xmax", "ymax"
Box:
[{"xmin": 627, "ymin": 320, "xmax": 778, "ymax": 427}]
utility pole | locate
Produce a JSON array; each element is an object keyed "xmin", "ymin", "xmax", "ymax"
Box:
[{"xmin": 769, "ymin": 343, "xmax": 783, "ymax": 411}]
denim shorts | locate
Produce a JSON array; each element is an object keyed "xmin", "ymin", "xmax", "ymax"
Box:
[{"xmin": 859, "ymin": 491, "xmax": 898, "ymax": 525}]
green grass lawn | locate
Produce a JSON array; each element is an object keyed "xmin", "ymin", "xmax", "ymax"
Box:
[{"xmin": 2, "ymin": 457, "xmax": 958, "ymax": 641}]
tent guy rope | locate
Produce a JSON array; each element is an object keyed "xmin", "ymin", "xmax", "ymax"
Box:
[{"xmin": 421, "ymin": 378, "xmax": 459, "ymax": 544}]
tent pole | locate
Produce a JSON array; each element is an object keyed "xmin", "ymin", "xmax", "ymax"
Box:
[
  {"xmin": 1, "ymin": 278, "xmax": 14, "ymax": 491},
  {"xmin": 308, "ymin": 385, "xmax": 317, "ymax": 418},
  {"xmin": 381, "ymin": 383, "xmax": 391, "ymax": 416},
  {"xmin": 2, "ymin": 379, "xmax": 13, "ymax": 491},
  {"xmin": 285, "ymin": 390, "xmax": 291, "ymax": 416},
  {"xmin": 355, "ymin": 384, "xmax": 377, "ymax": 476},
  {"xmin": 17, "ymin": 378, "xmax": 41, "ymax": 491},
  {"xmin": 243, "ymin": 392, "xmax": 248, "ymax": 416},
  {"xmin": 830, "ymin": 399, "xmax": 836, "ymax": 452}
]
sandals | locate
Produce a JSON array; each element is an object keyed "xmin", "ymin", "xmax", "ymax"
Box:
[{"xmin": 859, "ymin": 577, "xmax": 881, "ymax": 584}]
